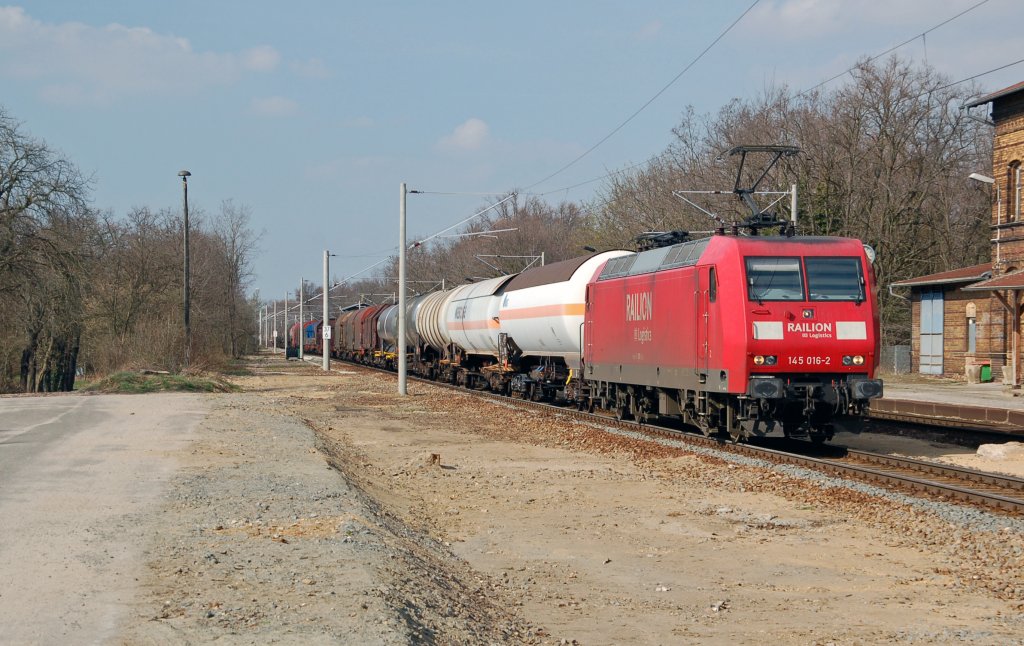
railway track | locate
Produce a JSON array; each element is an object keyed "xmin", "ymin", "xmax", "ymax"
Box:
[
  {"xmin": 305, "ymin": 353, "xmax": 1024, "ymax": 515},
  {"xmin": 539, "ymin": 396, "xmax": 1024, "ymax": 516}
]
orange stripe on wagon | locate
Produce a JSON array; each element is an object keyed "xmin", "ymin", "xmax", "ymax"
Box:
[
  {"xmin": 499, "ymin": 303, "xmax": 585, "ymax": 320},
  {"xmin": 448, "ymin": 319, "xmax": 501, "ymax": 330}
]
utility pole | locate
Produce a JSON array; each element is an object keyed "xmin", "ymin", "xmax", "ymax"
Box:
[
  {"xmin": 398, "ymin": 182, "xmax": 407, "ymax": 395},
  {"xmin": 299, "ymin": 278, "xmax": 304, "ymax": 360},
  {"xmin": 178, "ymin": 170, "xmax": 192, "ymax": 368},
  {"xmin": 322, "ymin": 251, "xmax": 330, "ymax": 371},
  {"xmin": 273, "ymin": 300, "xmax": 278, "ymax": 354},
  {"xmin": 284, "ymin": 292, "xmax": 289, "ymax": 355}
]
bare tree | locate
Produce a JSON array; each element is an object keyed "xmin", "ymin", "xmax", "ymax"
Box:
[
  {"xmin": 211, "ymin": 199, "xmax": 262, "ymax": 357},
  {"xmin": 0, "ymin": 108, "xmax": 93, "ymax": 391}
]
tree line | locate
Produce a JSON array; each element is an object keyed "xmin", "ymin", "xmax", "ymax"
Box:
[{"xmin": 0, "ymin": 108, "xmax": 260, "ymax": 392}]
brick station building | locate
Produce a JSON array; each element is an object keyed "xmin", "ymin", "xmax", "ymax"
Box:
[{"xmin": 891, "ymin": 81, "xmax": 1024, "ymax": 384}]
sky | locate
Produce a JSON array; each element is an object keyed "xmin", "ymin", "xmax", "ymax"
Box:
[{"xmin": 1, "ymin": 1, "xmax": 1022, "ymax": 307}]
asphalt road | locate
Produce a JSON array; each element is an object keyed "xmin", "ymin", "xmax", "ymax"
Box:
[{"xmin": 0, "ymin": 393, "xmax": 207, "ymax": 644}]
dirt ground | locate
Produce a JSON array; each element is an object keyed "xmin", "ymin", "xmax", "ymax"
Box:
[{"xmin": 119, "ymin": 355, "xmax": 1024, "ymax": 644}]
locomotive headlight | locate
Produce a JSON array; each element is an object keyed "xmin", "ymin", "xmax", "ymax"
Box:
[
  {"xmin": 753, "ymin": 355, "xmax": 765, "ymax": 365},
  {"xmin": 843, "ymin": 355, "xmax": 852, "ymax": 366},
  {"xmin": 852, "ymin": 355, "xmax": 865, "ymax": 365},
  {"xmin": 764, "ymin": 355, "xmax": 777, "ymax": 366}
]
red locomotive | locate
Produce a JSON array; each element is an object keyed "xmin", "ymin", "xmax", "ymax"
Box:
[{"xmin": 582, "ymin": 234, "xmax": 882, "ymax": 442}]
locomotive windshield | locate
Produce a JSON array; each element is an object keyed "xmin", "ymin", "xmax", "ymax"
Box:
[
  {"xmin": 745, "ymin": 257, "xmax": 803, "ymax": 301},
  {"xmin": 805, "ymin": 257, "xmax": 864, "ymax": 301},
  {"xmin": 745, "ymin": 256, "xmax": 865, "ymax": 302}
]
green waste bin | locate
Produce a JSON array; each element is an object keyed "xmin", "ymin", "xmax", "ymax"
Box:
[{"xmin": 980, "ymin": 363, "xmax": 992, "ymax": 382}]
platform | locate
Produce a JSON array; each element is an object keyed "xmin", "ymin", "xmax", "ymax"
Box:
[{"xmin": 869, "ymin": 378, "xmax": 1024, "ymax": 434}]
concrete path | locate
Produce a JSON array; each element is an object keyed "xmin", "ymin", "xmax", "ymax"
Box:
[{"xmin": 0, "ymin": 393, "xmax": 207, "ymax": 644}]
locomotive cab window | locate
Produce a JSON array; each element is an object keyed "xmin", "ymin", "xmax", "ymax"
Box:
[
  {"xmin": 805, "ymin": 257, "xmax": 864, "ymax": 301},
  {"xmin": 745, "ymin": 257, "xmax": 803, "ymax": 301},
  {"xmin": 709, "ymin": 266, "xmax": 717, "ymax": 302}
]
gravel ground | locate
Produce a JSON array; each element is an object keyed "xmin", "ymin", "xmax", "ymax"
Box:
[
  {"xmin": 120, "ymin": 359, "xmax": 536, "ymax": 645},
  {"xmin": 119, "ymin": 355, "xmax": 1024, "ymax": 644}
]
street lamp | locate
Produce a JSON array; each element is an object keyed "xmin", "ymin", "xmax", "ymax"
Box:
[
  {"xmin": 969, "ymin": 172, "xmax": 1016, "ymax": 386},
  {"xmin": 178, "ymin": 169, "xmax": 191, "ymax": 368},
  {"xmin": 969, "ymin": 172, "xmax": 1001, "ymax": 221},
  {"xmin": 969, "ymin": 172, "xmax": 1002, "ymax": 265}
]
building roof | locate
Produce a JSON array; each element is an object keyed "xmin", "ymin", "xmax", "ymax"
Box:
[
  {"xmin": 963, "ymin": 268, "xmax": 1024, "ymax": 291},
  {"xmin": 964, "ymin": 81, "xmax": 1024, "ymax": 108},
  {"xmin": 889, "ymin": 263, "xmax": 992, "ymax": 288}
]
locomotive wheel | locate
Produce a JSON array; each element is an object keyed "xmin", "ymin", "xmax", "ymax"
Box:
[{"xmin": 614, "ymin": 405, "xmax": 629, "ymax": 421}]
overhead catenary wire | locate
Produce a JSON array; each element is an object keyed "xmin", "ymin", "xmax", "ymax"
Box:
[
  {"xmin": 538, "ymin": 157, "xmax": 659, "ymax": 197},
  {"xmin": 536, "ymin": 0, "xmax": 997, "ymax": 199},
  {"xmin": 523, "ymin": 0, "xmax": 761, "ymax": 192},
  {"xmin": 287, "ymin": 192, "xmax": 519, "ymax": 310},
  {"xmin": 796, "ymin": 0, "xmax": 991, "ymax": 98},
  {"xmin": 409, "ymin": 192, "xmax": 517, "ymax": 248},
  {"xmin": 923, "ymin": 57, "xmax": 1024, "ymax": 100},
  {"xmin": 543, "ymin": 7, "xmax": 1018, "ymax": 210}
]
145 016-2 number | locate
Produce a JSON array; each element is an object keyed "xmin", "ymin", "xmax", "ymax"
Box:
[{"xmin": 787, "ymin": 356, "xmax": 831, "ymax": 366}]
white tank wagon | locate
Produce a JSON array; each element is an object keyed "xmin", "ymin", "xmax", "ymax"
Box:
[
  {"xmin": 498, "ymin": 251, "xmax": 632, "ymax": 369},
  {"xmin": 378, "ymin": 294, "xmax": 430, "ymax": 349},
  {"xmin": 346, "ymin": 252, "xmax": 628, "ymax": 397},
  {"xmin": 377, "ymin": 304, "xmax": 399, "ymax": 351},
  {"xmin": 445, "ymin": 275, "xmax": 517, "ymax": 356},
  {"xmin": 415, "ymin": 288, "xmax": 455, "ymax": 352}
]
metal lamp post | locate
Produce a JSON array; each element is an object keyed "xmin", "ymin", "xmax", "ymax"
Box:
[{"xmin": 178, "ymin": 170, "xmax": 192, "ymax": 368}]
